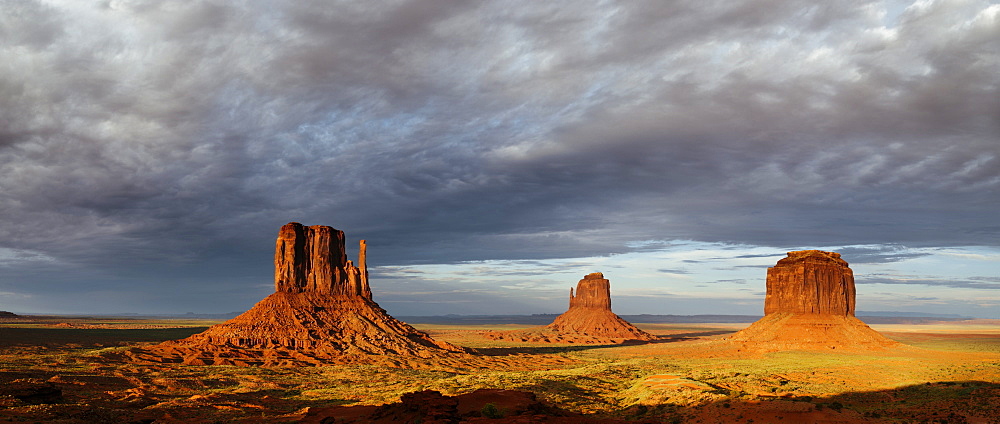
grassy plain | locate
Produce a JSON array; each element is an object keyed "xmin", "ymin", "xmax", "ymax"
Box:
[{"xmin": 0, "ymin": 316, "xmax": 998, "ymax": 423}]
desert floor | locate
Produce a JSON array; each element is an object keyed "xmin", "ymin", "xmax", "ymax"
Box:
[{"xmin": 1, "ymin": 316, "xmax": 998, "ymax": 423}]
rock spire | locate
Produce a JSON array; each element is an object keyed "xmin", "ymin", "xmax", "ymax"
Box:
[{"xmin": 125, "ymin": 223, "xmax": 464, "ymax": 366}]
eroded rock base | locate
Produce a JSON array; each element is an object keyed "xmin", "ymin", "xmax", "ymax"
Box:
[
  {"xmin": 726, "ymin": 313, "xmax": 900, "ymax": 352},
  {"xmin": 126, "ymin": 291, "xmax": 467, "ymax": 366}
]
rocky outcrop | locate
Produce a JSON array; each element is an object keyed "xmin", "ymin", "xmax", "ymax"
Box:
[
  {"xmin": 728, "ymin": 250, "xmax": 898, "ymax": 352},
  {"xmin": 127, "ymin": 222, "xmax": 465, "ymax": 366},
  {"xmin": 273, "ymin": 222, "xmax": 370, "ymax": 297},
  {"xmin": 487, "ymin": 273, "xmax": 655, "ymax": 344},
  {"xmin": 0, "ymin": 381, "xmax": 62, "ymax": 405},
  {"xmin": 300, "ymin": 389, "xmax": 640, "ymax": 424},
  {"xmin": 764, "ymin": 250, "xmax": 854, "ymax": 316},
  {"xmin": 568, "ymin": 272, "xmax": 612, "ymax": 309},
  {"xmin": 0, "ymin": 311, "xmax": 26, "ymax": 324}
]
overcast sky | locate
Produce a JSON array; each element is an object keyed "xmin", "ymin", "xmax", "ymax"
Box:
[{"xmin": 1, "ymin": 0, "xmax": 998, "ymax": 318}]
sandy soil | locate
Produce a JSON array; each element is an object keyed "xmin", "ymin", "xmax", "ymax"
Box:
[{"xmin": 0, "ymin": 317, "xmax": 997, "ymax": 423}]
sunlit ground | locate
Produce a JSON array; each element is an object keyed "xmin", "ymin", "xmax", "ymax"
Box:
[{"xmin": 1, "ymin": 316, "xmax": 998, "ymax": 423}]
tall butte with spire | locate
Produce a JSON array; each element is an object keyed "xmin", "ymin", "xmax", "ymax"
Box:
[
  {"xmin": 727, "ymin": 250, "xmax": 898, "ymax": 351},
  {"xmin": 128, "ymin": 222, "xmax": 464, "ymax": 366},
  {"xmin": 488, "ymin": 272, "xmax": 655, "ymax": 343},
  {"xmin": 273, "ymin": 223, "xmax": 371, "ymax": 297}
]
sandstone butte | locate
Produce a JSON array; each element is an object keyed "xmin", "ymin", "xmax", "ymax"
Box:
[
  {"xmin": 125, "ymin": 222, "xmax": 466, "ymax": 366},
  {"xmin": 727, "ymin": 250, "xmax": 899, "ymax": 352},
  {"xmin": 488, "ymin": 272, "xmax": 656, "ymax": 344}
]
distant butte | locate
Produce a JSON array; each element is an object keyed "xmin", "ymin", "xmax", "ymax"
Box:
[
  {"xmin": 488, "ymin": 272, "xmax": 656, "ymax": 344},
  {"xmin": 727, "ymin": 250, "xmax": 899, "ymax": 351},
  {"xmin": 126, "ymin": 222, "xmax": 466, "ymax": 366}
]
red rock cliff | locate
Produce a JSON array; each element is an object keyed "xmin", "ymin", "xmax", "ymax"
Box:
[
  {"xmin": 728, "ymin": 250, "xmax": 897, "ymax": 351},
  {"xmin": 274, "ymin": 222, "xmax": 370, "ymax": 298},
  {"xmin": 764, "ymin": 250, "xmax": 856, "ymax": 316},
  {"xmin": 569, "ymin": 272, "xmax": 612, "ymax": 310},
  {"xmin": 128, "ymin": 222, "xmax": 465, "ymax": 366}
]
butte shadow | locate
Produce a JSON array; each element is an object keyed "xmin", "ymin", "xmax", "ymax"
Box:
[
  {"xmin": 486, "ymin": 272, "xmax": 657, "ymax": 344},
  {"xmin": 725, "ymin": 250, "xmax": 900, "ymax": 352},
  {"xmin": 123, "ymin": 222, "xmax": 468, "ymax": 366}
]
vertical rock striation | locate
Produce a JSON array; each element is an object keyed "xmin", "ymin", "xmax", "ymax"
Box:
[
  {"xmin": 728, "ymin": 250, "xmax": 897, "ymax": 351},
  {"xmin": 764, "ymin": 250, "xmax": 854, "ymax": 316},
  {"xmin": 569, "ymin": 272, "xmax": 612, "ymax": 310},
  {"xmin": 127, "ymin": 222, "xmax": 465, "ymax": 366},
  {"xmin": 273, "ymin": 222, "xmax": 370, "ymax": 297}
]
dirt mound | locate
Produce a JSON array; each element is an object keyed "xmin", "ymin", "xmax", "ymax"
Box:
[
  {"xmin": 727, "ymin": 250, "xmax": 898, "ymax": 352},
  {"xmin": 727, "ymin": 313, "xmax": 899, "ymax": 352},
  {"xmin": 488, "ymin": 273, "xmax": 655, "ymax": 344},
  {"xmin": 300, "ymin": 389, "xmax": 649, "ymax": 423},
  {"xmin": 125, "ymin": 222, "xmax": 467, "ymax": 366},
  {"xmin": 127, "ymin": 292, "xmax": 466, "ymax": 366}
]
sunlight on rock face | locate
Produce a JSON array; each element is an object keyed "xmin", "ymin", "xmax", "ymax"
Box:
[{"xmin": 728, "ymin": 250, "xmax": 899, "ymax": 352}]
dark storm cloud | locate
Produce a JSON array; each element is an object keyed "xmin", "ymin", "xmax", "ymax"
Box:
[{"xmin": 0, "ymin": 0, "xmax": 997, "ymax": 313}]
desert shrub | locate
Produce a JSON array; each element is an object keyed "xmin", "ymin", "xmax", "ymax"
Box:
[
  {"xmin": 481, "ymin": 402, "xmax": 504, "ymax": 419},
  {"xmin": 829, "ymin": 402, "xmax": 844, "ymax": 412}
]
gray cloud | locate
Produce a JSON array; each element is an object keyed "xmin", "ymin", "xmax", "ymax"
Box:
[
  {"xmin": 969, "ymin": 276, "xmax": 1000, "ymax": 283},
  {"xmin": 0, "ymin": 0, "xmax": 997, "ymax": 313},
  {"xmin": 859, "ymin": 274, "xmax": 1000, "ymax": 290},
  {"xmin": 714, "ymin": 279, "xmax": 749, "ymax": 285},
  {"xmin": 836, "ymin": 245, "xmax": 934, "ymax": 264}
]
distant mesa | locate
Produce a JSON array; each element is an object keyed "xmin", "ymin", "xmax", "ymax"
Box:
[
  {"xmin": 126, "ymin": 222, "xmax": 466, "ymax": 366},
  {"xmin": 727, "ymin": 250, "xmax": 899, "ymax": 351},
  {"xmin": 487, "ymin": 272, "xmax": 656, "ymax": 344},
  {"xmin": 0, "ymin": 311, "xmax": 25, "ymax": 322}
]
